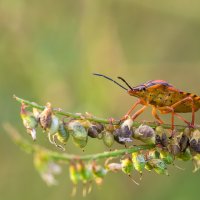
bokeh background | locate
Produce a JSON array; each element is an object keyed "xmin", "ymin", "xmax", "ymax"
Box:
[{"xmin": 1, "ymin": 0, "xmax": 200, "ymax": 199}]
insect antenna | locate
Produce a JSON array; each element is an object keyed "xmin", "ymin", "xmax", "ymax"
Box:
[
  {"xmin": 93, "ymin": 73, "xmax": 128, "ymax": 91},
  {"xmin": 117, "ymin": 77, "xmax": 133, "ymax": 90}
]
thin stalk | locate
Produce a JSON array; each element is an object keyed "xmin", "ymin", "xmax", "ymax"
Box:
[{"xmin": 13, "ymin": 95, "xmax": 188, "ymax": 130}]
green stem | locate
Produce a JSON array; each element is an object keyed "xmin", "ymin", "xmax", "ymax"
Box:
[
  {"xmin": 4, "ymin": 123, "xmax": 154, "ymax": 162},
  {"xmin": 13, "ymin": 95, "xmax": 188, "ymax": 130}
]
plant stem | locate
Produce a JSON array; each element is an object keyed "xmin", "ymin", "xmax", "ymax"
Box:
[{"xmin": 13, "ymin": 95, "xmax": 188, "ymax": 130}]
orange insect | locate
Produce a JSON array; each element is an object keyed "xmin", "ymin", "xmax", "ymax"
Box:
[{"xmin": 94, "ymin": 73, "xmax": 200, "ymax": 129}]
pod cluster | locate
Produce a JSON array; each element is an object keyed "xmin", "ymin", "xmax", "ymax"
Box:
[
  {"xmin": 69, "ymin": 161, "xmax": 107, "ymax": 196},
  {"xmin": 20, "ymin": 103, "xmax": 200, "ymax": 157}
]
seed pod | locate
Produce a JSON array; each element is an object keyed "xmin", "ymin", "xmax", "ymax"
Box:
[
  {"xmin": 76, "ymin": 162, "xmax": 93, "ymax": 184},
  {"xmin": 148, "ymin": 159, "xmax": 168, "ymax": 175},
  {"xmin": 169, "ymin": 137, "xmax": 181, "ymax": 156},
  {"xmin": 133, "ymin": 125, "xmax": 155, "ymax": 144},
  {"xmin": 88, "ymin": 123, "xmax": 104, "ymax": 138},
  {"xmin": 132, "ymin": 152, "xmax": 146, "ymax": 174},
  {"xmin": 92, "ymin": 164, "xmax": 107, "ymax": 178},
  {"xmin": 192, "ymin": 153, "xmax": 200, "ymax": 172},
  {"xmin": 68, "ymin": 121, "xmax": 88, "ymax": 149},
  {"xmin": 121, "ymin": 158, "xmax": 134, "ymax": 175},
  {"xmin": 155, "ymin": 126, "xmax": 169, "ymax": 147},
  {"xmin": 179, "ymin": 133, "xmax": 189, "ymax": 152},
  {"xmin": 145, "ymin": 150, "xmax": 160, "ymax": 160},
  {"xmin": 20, "ymin": 103, "xmax": 38, "ymax": 140},
  {"xmin": 113, "ymin": 119, "xmax": 133, "ymax": 144},
  {"xmin": 48, "ymin": 115, "xmax": 59, "ymax": 135},
  {"xmin": 39, "ymin": 103, "xmax": 52, "ymax": 130},
  {"xmin": 189, "ymin": 129, "xmax": 200, "ymax": 153},
  {"xmin": 160, "ymin": 150, "xmax": 174, "ymax": 164},
  {"xmin": 102, "ymin": 130, "xmax": 114, "ymax": 148},
  {"xmin": 55, "ymin": 122, "xmax": 70, "ymax": 144},
  {"xmin": 177, "ymin": 148, "xmax": 192, "ymax": 161}
]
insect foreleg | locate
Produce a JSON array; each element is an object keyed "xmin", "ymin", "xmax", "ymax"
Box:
[
  {"xmin": 131, "ymin": 105, "xmax": 148, "ymax": 121},
  {"xmin": 121, "ymin": 99, "xmax": 142, "ymax": 121}
]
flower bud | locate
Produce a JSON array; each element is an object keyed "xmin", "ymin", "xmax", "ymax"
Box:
[
  {"xmin": 133, "ymin": 125, "xmax": 155, "ymax": 144},
  {"xmin": 68, "ymin": 121, "xmax": 88, "ymax": 149}
]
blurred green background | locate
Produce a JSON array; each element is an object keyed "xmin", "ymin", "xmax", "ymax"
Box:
[{"xmin": 1, "ymin": 0, "xmax": 200, "ymax": 199}]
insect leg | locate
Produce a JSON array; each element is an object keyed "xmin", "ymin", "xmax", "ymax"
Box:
[
  {"xmin": 171, "ymin": 97, "xmax": 195, "ymax": 126},
  {"xmin": 121, "ymin": 99, "xmax": 142, "ymax": 121},
  {"xmin": 131, "ymin": 105, "xmax": 148, "ymax": 120},
  {"xmin": 152, "ymin": 106, "xmax": 164, "ymax": 124}
]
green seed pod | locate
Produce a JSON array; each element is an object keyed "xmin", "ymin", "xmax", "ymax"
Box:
[
  {"xmin": 69, "ymin": 163, "xmax": 80, "ymax": 185},
  {"xmin": 48, "ymin": 115, "xmax": 59, "ymax": 135},
  {"xmin": 192, "ymin": 153, "xmax": 200, "ymax": 172},
  {"xmin": 145, "ymin": 162, "xmax": 154, "ymax": 171},
  {"xmin": 121, "ymin": 158, "xmax": 134, "ymax": 175},
  {"xmin": 160, "ymin": 150, "xmax": 174, "ymax": 164},
  {"xmin": 92, "ymin": 165, "xmax": 107, "ymax": 178},
  {"xmin": 132, "ymin": 152, "xmax": 146, "ymax": 174},
  {"xmin": 76, "ymin": 162, "xmax": 93, "ymax": 183},
  {"xmin": 102, "ymin": 130, "xmax": 114, "ymax": 148},
  {"xmin": 68, "ymin": 121, "xmax": 88, "ymax": 149},
  {"xmin": 148, "ymin": 159, "xmax": 168, "ymax": 175},
  {"xmin": 20, "ymin": 103, "xmax": 38, "ymax": 140},
  {"xmin": 177, "ymin": 148, "xmax": 192, "ymax": 161},
  {"xmin": 133, "ymin": 125, "xmax": 155, "ymax": 144},
  {"xmin": 55, "ymin": 122, "xmax": 70, "ymax": 144}
]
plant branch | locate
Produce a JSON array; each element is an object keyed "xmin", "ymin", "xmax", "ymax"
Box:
[{"xmin": 13, "ymin": 95, "xmax": 188, "ymax": 130}]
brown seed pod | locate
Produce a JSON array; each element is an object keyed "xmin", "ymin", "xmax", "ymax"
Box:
[
  {"xmin": 155, "ymin": 126, "xmax": 169, "ymax": 147},
  {"xmin": 169, "ymin": 137, "xmax": 181, "ymax": 156},
  {"xmin": 88, "ymin": 123, "xmax": 104, "ymax": 138},
  {"xmin": 39, "ymin": 103, "xmax": 52, "ymax": 130},
  {"xmin": 189, "ymin": 129, "xmax": 200, "ymax": 153}
]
